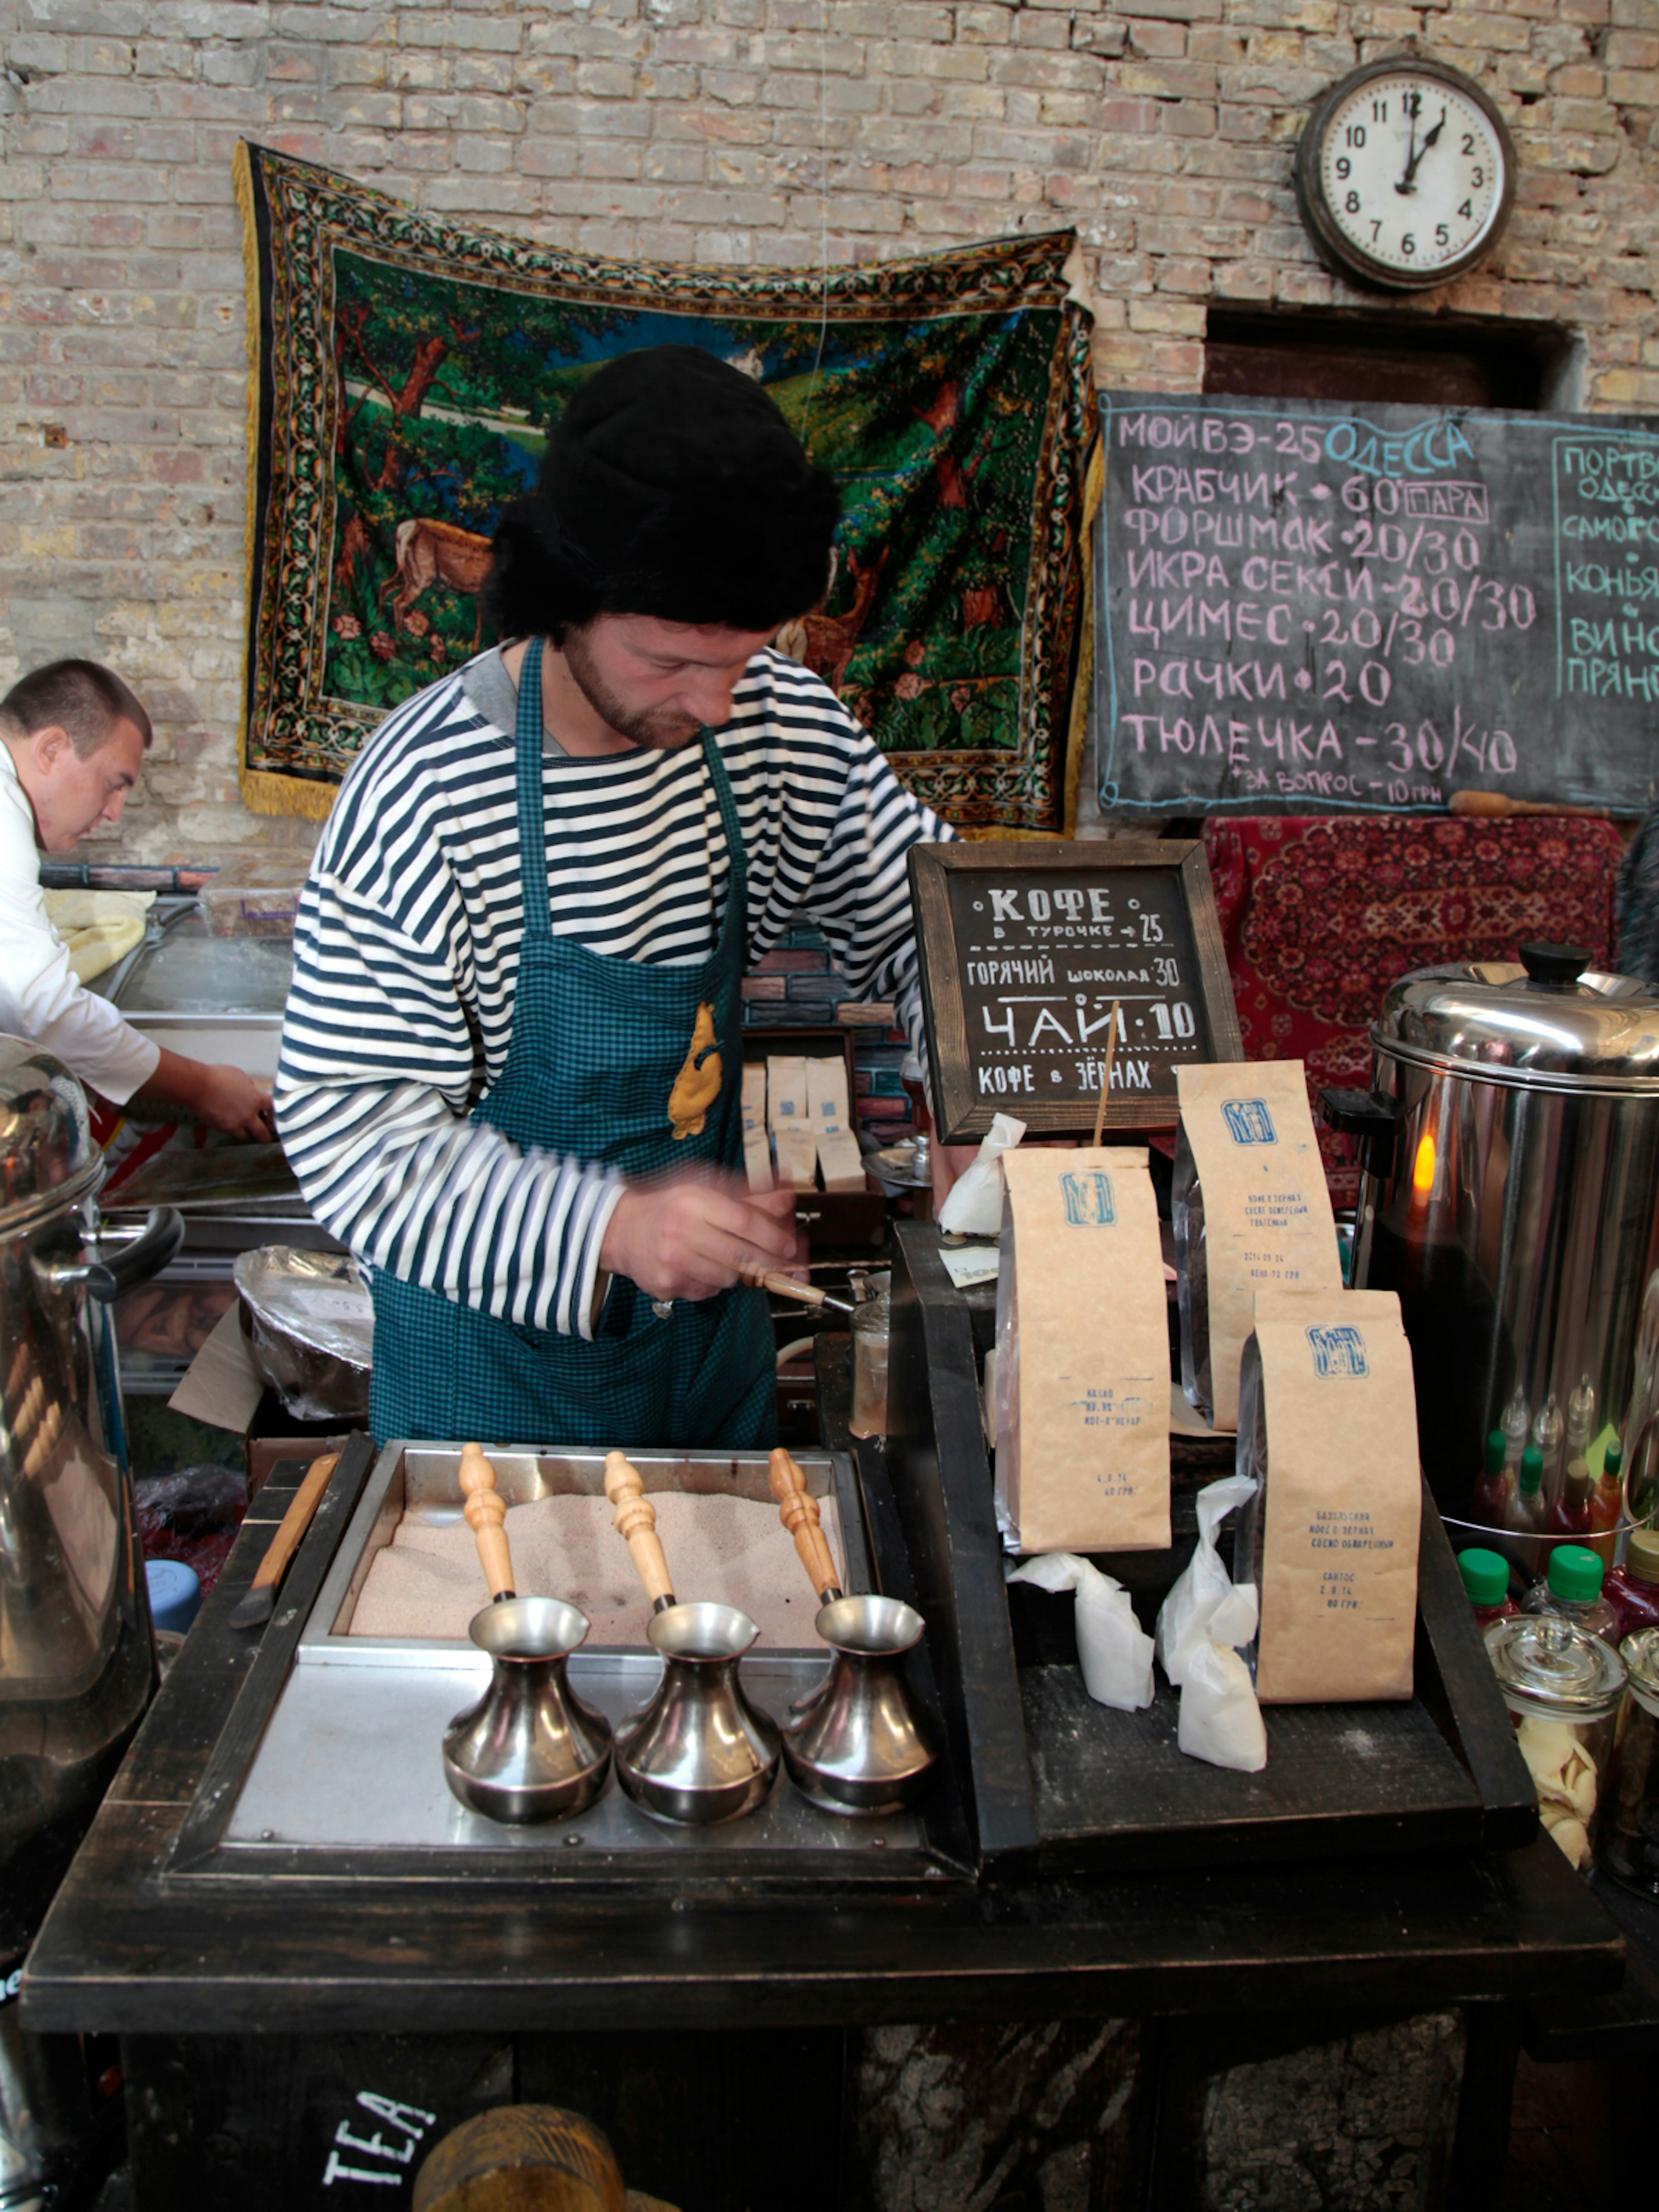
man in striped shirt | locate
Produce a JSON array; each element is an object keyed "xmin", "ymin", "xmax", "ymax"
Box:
[{"xmin": 277, "ymin": 346, "xmax": 961, "ymax": 1448}]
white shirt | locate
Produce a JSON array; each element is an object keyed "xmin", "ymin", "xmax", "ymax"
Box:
[{"xmin": 0, "ymin": 744, "xmax": 159, "ymax": 1103}]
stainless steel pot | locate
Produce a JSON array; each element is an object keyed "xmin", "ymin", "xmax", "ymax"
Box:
[
  {"xmin": 1325, "ymin": 945, "xmax": 1659, "ymax": 1539},
  {"xmin": 0, "ymin": 1037, "xmax": 183, "ymax": 1954}
]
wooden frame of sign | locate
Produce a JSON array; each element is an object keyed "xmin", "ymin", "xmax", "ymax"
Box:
[{"xmin": 910, "ymin": 839, "xmax": 1243, "ymax": 1143}]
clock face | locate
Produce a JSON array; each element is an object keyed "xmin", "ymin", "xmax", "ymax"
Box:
[{"xmin": 1310, "ymin": 68, "xmax": 1509, "ymax": 284}]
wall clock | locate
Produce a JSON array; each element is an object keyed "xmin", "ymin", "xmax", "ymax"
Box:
[{"xmin": 1294, "ymin": 58, "xmax": 1516, "ymax": 292}]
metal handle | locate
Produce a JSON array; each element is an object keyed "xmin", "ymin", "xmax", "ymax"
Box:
[
  {"xmin": 1316, "ymin": 1089, "xmax": 1403, "ymax": 1183},
  {"xmin": 39, "ymin": 1205, "xmax": 185, "ymax": 1303}
]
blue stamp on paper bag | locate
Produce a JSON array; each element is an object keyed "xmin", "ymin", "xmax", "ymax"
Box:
[
  {"xmin": 1223, "ymin": 1098, "xmax": 1277, "ymax": 1144},
  {"xmin": 1306, "ymin": 1324, "xmax": 1367, "ymax": 1379},
  {"xmin": 1062, "ymin": 1170, "xmax": 1115, "ymax": 1226}
]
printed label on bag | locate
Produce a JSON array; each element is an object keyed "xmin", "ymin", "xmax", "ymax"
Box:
[
  {"xmin": 1306, "ymin": 1324, "xmax": 1368, "ymax": 1379},
  {"xmin": 1223, "ymin": 1098, "xmax": 1278, "ymax": 1144},
  {"xmin": 1062, "ymin": 1169, "xmax": 1115, "ymax": 1226}
]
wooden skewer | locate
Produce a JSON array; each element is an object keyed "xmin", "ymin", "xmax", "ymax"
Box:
[
  {"xmin": 1448, "ymin": 790, "xmax": 1608, "ymax": 820},
  {"xmin": 1091, "ymin": 997, "xmax": 1122, "ymax": 1149},
  {"xmin": 458, "ymin": 1440, "xmax": 515, "ymax": 1602},
  {"xmin": 738, "ymin": 1263, "xmax": 854, "ymax": 1314},
  {"xmin": 767, "ymin": 1446, "xmax": 843, "ymax": 1605},
  {"xmin": 604, "ymin": 1450, "xmax": 677, "ymax": 1614}
]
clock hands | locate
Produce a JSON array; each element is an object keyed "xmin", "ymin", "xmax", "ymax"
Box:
[{"xmin": 1395, "ymin": 104, "xmax": 1446, "ymax": 195}]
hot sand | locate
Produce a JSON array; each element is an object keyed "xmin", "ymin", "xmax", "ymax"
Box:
[{"xmin": 346, "ymin": 1490, "xmax": 846, "ymax": 1649}]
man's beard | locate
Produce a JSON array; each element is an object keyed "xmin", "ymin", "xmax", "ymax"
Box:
[{"xmin": 560, "ymin": 627, "xmax": 702, "ymax": 752}]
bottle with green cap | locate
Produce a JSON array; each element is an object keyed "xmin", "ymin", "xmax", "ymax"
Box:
[
  {"xmin": 1457, "ymin": 1547, "xmax": 1518, "ymax": 1631},
  {"xmin": 1472, "ymin": 1429, "xmax": 1511, "ymax": 1528},
  {"xmin": 1503, "ymin": 1443, "xmax": 1546, "ymax": 1570},
  {"xmin": 1521, "ymin": 1541, "xmax": 1618, "ymax": 1641},
  {"xmin": 1588, "ymin": 1439, "xmax": 1624, "ymax": 1567},
  {"xmin": 1604, "ymin": 1524, "xmax": 1659, "ymax": 1644}
]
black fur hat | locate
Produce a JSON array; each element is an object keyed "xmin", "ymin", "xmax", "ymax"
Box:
[{"xmin": 484, "ymin": 345, "xmax": 840, "ymax": 638}]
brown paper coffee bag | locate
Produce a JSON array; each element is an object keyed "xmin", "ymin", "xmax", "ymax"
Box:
[
  {"xmin": 1241, "ymin": 1287, "xmax": 1420, "ymax": 1704},
  {"xmin": 994, "ymin": 1146, "xmax": 1170, "ymax": 1554},
  {"xmin": 1174, "ymin": 1060, "xmax": 1342, "ymax": 1433}
]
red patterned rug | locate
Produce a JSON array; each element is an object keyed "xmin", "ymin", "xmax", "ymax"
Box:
[{"xmin": 1203, "ymin": 814, "xmax": 1624, "ymax": 1205}]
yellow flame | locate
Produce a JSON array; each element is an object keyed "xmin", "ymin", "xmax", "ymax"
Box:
[{"xmin": 1411, "ymin": 1131, "xmax": 1437, "ymax": 1195}]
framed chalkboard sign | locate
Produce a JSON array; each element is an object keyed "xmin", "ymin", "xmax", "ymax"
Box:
[
  {"xmin": 1095, "ymin": 389, "xmax": 1659, "ymax": 818},
  {"xmin": 910, "ymin": 839, "xmax": 1243, "ymax": 1142}
]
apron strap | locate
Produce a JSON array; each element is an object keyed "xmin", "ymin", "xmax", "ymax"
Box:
[
  {"xmin": 700, "ymin": 728, "xmax": 748, "ymax": 943},
  {"xmin": 515, "ymin": 636, "xmax": 552, "ymax": 944}
]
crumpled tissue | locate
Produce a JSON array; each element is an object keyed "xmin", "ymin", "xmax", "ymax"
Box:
[
  {"xmin": 937, "ymin": 1112, "xmax": 1027, "ymax": 1238},
  {"xmin": 1007, "ymin": 1551, "xmax": 1154, "ymax": 1712},
  {"xmin": 1154, "ymin": 1472, "xmax": 1267, "ymax": 1772}
]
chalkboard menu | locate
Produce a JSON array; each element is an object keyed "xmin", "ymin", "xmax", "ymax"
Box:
[
  {"xmin": 1095, "ymin": 391, "xmax": 1659, "ymax": 818},
  {"xmin": 910, "ymin": 840, "xmax": 1242, "ymax": 1142}
]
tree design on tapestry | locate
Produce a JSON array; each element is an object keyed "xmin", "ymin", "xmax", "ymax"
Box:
[{"xmin": 238, "ymin": 143, "xmax": 1095, "ymax": 830}]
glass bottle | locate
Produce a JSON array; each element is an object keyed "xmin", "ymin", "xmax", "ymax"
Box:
[
  {"xmin": 1486, "ymin": 1612, "xmax": 1626, "ymax": 1872},
  {"xmin": 1545, "ymin": 1458, "xmax": 1593, "ymax": 1541},
  {"xmin": 1503, "ymin": 1444, "xmax": 1546, "ymax": 1573},
  {"xmin": 1587, "ymin": 1440, "xmax": 1624, "ymax": 1567},
  {"xmin": 1566, "ymin": 1372, "xmax": 1596, "ymax": 1469},
  {"xmin": 1532, "ymin": 1391, "xmax": 1566, "ymax": 1506},
  {"xmin": 1457, "ymin": 1546, "xmax": 1518, "ymax": 1632},
  {"xmin": 1599, "ymin": 1626, "xmax": 1659, "ymax": 1898},
  {"xmin": 1522, "ymin": 1542, "xmax": 1619, "ymax": 1642},
  {"xmin": 1471, "ymin": 1428, "xmax": 1511, "ymax": 1528},
  {"xmin": 1500, "ymin": 1385, "xmax": 1530, "ymax": 1474},
  {"xmin": 1604, "ymin": 1526, "xmax": 1659, "ymax": 1646}
]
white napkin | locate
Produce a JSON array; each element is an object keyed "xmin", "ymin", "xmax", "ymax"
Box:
[
  {"xmin": 1154, "ymin": 1473, "xmax": 1268, "ymax": 1772},
  {"xmin": 1154, "ymin": 1472, "xmax": 1259, "ymax": 1686},
  {"xmin": 1007, "ymin": 1551, "xmax": 1154, "ymax": 1712},
  {"xmin": 938, "ymin": 1112, "xmax": 1027, "ymax": 1237}
]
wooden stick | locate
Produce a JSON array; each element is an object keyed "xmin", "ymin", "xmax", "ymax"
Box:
[
  {"xmin": 1448, "ymin": 790, "xmax": 1608, "ymax": 820},
  {"xmin": 253, "ymin": 1454, "xmax": 337, "ymax": 1591},
  {"xmin": 1091, "ymin": 997, "xmax": 1122, "ymax": 1148},
  {"xmin": 767, "ymin": 1447, "xmax": 843, "ymax": 1604},
  {"xmin": 603, "ymin": 1450, "xmax": 677, "ymax": 1612},
  {"xmin": 738, "ymin": 1263, "xmax": 854, "ymax": 1314},
  {"xmin": 458, "ymin": 1441, "xmax": 514, "ymax": 1601}
]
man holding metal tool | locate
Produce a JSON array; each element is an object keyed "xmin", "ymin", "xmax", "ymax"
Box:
[{"xmin": 278, "ymin": 346, "xmax": 972, "ymax": 1450}]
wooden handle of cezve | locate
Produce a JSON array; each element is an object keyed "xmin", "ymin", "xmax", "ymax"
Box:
[
  {"xmin": 458, "ymin": 1440, "xmax": 515, "ymax": 1601},
  {"xmin": 767, "ymin": 1446, "xmax": 842, "ymax": 1603},
  {"xmin": 604, "ymin": 1450, "xmax": 677, "ymax": 1611},
  {"xmin": 738, "ymin": 1262, "xmax": 831, "ymax": 1307},
  {"xmin": 250, "ymin": 1453, "xmax": 339, "ymax": 1595}
]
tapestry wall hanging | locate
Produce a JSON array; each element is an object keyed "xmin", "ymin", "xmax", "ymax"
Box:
[{"xmin": 235, "ymin": 142, "xmax": 1096, "ymax": 832}]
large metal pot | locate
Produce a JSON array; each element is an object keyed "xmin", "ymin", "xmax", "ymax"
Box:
[
  {"xmin": 1326, "ymin": 945, "xmax": 1659, "ymax": 1540},
  {"xmin": 0, "ymin": 1037, "xmax": 183, "ymax": 1946}
]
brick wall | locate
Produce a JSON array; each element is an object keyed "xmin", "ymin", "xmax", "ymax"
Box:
[{"xmin": 2, "ymin": 0, "xmax": 1657, "ymax": 863}]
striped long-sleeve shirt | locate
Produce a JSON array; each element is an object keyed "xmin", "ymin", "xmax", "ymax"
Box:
[{"xmin": 276, "ymin": 647, "xmax": 951, "ymax": 1339}]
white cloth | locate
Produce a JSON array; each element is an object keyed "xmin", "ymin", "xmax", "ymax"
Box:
[{"xmin": 0, "ymin": 747, "xmax": 158, "ymax": 1103}]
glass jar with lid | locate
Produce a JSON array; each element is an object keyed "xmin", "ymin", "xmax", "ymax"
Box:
[
  {"xmin": 1600, "ymin": 1626, "xmax": 1659, "ymax": 1899},
  {"xmin": 1484, "ymin": 1612, "xmax": 1627, "ymax": 1871}
]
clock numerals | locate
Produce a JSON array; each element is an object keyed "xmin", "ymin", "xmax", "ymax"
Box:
[{"xmin": 1300, "ymin": 62, "xmax": 1512, "ymax": 288}]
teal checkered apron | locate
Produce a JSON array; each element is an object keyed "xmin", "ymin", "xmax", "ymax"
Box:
[{"xmin": 368, "ymin": 636, "xmax": 775, "ymax": 1450}]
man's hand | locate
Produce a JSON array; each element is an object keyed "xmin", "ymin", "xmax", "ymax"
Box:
[
  {"xmin": 137, "ymin": 1046, "xmax": 276, "ymax": 1141},
  {"xmin": 191, "ymin": 1063, "xmax": 277, "ymax": 1141},
  {"xmin": 599, "ymin": 1170, "xmax": 803, "ymax": 1305}
]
